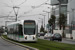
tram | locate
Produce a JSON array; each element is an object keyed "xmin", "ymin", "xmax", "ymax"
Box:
[{"xmin": 7, "ymin": 20, "xmax": 38, "ymax": 42}]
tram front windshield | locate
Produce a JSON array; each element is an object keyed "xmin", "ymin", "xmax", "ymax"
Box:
[{"xmin": 24, "ymin": 21, "xmax": 35, "ymax": 35}]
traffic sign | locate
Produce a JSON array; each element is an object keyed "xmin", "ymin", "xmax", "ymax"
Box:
[{"xmin": 46, "ymin": 24, "xmax": 49, "ymax": 28}]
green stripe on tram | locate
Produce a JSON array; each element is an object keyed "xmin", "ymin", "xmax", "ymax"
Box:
[
  {"xmin": 19, "ymin": 36, "xmax": 24, "ymax": 38},
  {"xmin": 8, "ymin": 33, "xmax": 24, "ymax": 38}
]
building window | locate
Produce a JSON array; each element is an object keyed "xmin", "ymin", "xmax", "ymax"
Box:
[
  {"xmin": 60, "ymin": 0, "xmax": 68, "ymax": 4},
  {"xmin": 60, "ymin": 5, "xmax": 67, "ymax": 16}
]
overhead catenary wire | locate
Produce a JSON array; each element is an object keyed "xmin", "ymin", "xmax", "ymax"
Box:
[
  {"xmin": 7, "ymin": 10, "xmax": 14, "ymax": 17},
  {"xmin": 2, "ymin": 0, "xmax": 49, "ymax": 15},
  {"xmin": 3, "ymin": 3, "xmax": 13, "ymax": 8},
  {"xmin": 17, "ymin": 0, "xmax": 27, "ymax": 6},
  {"xmin": 25, "ymin": 0, "xmax": 50, "ymax": 15},
  {"xmin": 0, "ymin": 10, "xmax": 14, "ymax": 18},
  {"xmin": 24, "ymin": 9, "xmax": 33, "ymax": 14},
  {"xmin": 1, "ymin": 0, "xmax": 51, "ymax": 20},
  {"xmin": 11, "ymin": 0, "xmax": 14, "ymax": 7},
  {"xmin": 0, "ymin": 0, "xmax": 28, "ymax": 21},
  {"xmin": 18, "ymin": 12, "xmax": 47, "ymax": 18},
  {"xmin": 32, "ymin": 0, "xmax": 49, "ymax": 8},
  {"xmin": 3, "ymin": 0, "xmax": 27, "ymax": 8},
  {"xmin": 24, "ymin": 0, "xmax": 50, "ymax": 15}
]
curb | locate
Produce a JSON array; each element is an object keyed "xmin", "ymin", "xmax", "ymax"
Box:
[
  {"xmin": 63, "ymin": 38, "xmax": 75, "ymax": 42},
  {"xmin": 66, "ymin": 39, "xmax": 75, "ymax": 42},
  {"xmin": 1, "ymin": 36, "xmax": 38, "ymax": 50}
]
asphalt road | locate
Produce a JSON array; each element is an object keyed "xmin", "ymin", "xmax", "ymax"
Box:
[
  {"xmin": 0, "ymin": 37, "xmax": 27, "ymax": 50},
  {"xmin": 38, "ymin": 36, "xmax": 75, "ymax": 44}
]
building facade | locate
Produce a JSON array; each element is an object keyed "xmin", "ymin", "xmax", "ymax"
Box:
[
  {"xmin": 68, "ymin": 0, "xmax": 75, "ymax": 25},
  {"xmin": 51, "ymin": 0, "xmax": 75, "ymax": 25},
  {"xmin": 50, "ymin": 0, "xmax": 68, "ymax": 29}
]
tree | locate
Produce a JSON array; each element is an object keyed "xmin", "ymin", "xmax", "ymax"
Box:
[
  {"xmin": 48, "ymin": 15, "xmax": 56, "ymax": 33},
  {"xmin": 58, "ymin": 14, "xmax": 62, "ymax": 30},
  {"xmin": 58, "ymin": 14, "xmax": 67, "ymax": 37},
  {"xmin": 40, "ymin": 25, "xmax": 44, "ymax": 32},
  {"xmin": 58, "ymin": 14, "xmax": 67, "ymax": 29}
]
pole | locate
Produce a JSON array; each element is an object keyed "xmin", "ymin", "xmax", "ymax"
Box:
[
  {"xmin": 43, "ymin": 11, "xmax": 50, "ymax": 20},
  {"xmin": 39, "ymin": 18, "xmax": 43, "ymax": 28},
  {"xmin": 72, "ymin": 9, "xmax": 75, "ymax": 22},
  {"xmin": 58, "ymin": 0, "xmax": 61, "ymax": 29},
  {"xmin": 42, "ymin": 19, "xmax": 43, "ymax": 27},
  {"xmin": 51, "ymin": 5, "xmax": 53, "ymax": 15},
  {"xmin": 48, "ymin": 12, "xmax": 50, "ymax": 20},
  {"xmin": 44, "ymin": 15, "xmax": 45, "ymax": 31},
  {"xmin": 70, "ymin": 9, "xmax": 75, "ymax": 39},
  {"xmin": 39, "ymin": 14, "xmax": 46, "ymax": 33},
  {"xmin": 47, "ymin": 13, "xmax": 49, "ymax": 32},
  {"xmin": 5, "ymin": 21, "xmax": 7, "ymax": 27},
  {"xmin": 43, "ymin": 11, "xmax": 50, "ymax": 32},
  {"xmin": 13, "ymin": 6, "xmax": 20, "ymax": 21}
]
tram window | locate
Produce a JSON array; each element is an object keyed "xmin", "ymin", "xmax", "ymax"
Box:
[
  {"xmin": 16, "ymin": 24, "xmax": 19, "ymax": 35},
  {"xmin": 10, "ymin": 28, "xmax": 14, "ymax": 34},
  {"xmin": 16, "ymin": 25, "xmax": 19, "ymax": 32},
  {"xmin": 24, "ymin": 21, "xmax": 36, "ymax": 35},
  {"xmin": 13, "ymin": 24, "xmax": 16, "ymax": 35},
  {"xmin": 19, "ymin": 24, "xmax": 23, "ymax": 35},
  {"xmin": 8, "ymin": 26, "xmax": 11, "ymax": 34},
  {"xmin": 7, "ymin": 26, "xmax": 10, "ymax": 34}
]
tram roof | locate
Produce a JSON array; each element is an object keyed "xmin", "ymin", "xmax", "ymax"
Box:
[{"xmin": 7, "ymin": 19, "xmax": 38, "ymax": 26}]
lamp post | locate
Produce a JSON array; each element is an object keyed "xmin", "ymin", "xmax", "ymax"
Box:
[
  {"xmin": 43, "ymin": 10, "xmax": 51, "ymax": 20},
  {"xmin": 43, "ymin": 11, "xmax": 51, "ymax": 32},
  {"xmin": 45, "ymin": 3, "xmax": 59, "ymax": 15},
  {"xmin": 70, "ymin": 9, "xmax": 75, "ymax": 39},
  {"xmin": 39, "ymin": 14, "xmax": 46, "ymax": 31},
  {"xmin": 38, "ymin": 18, "xmax": 43, "ymax": 27}
]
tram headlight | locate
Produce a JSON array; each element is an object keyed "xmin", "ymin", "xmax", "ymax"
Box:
[
  {"xmin": 33, "ymin": 36, "xmax": 35, "ymax": 39},
  {"xmin": 25, "ymin": 36, "xmax": 27, "ymax": 39}
]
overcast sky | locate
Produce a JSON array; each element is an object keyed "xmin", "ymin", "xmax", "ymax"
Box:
[
  {"xmin": 0, "ymin": 0, "xmax": 52, "ymax": 31},
  {"xmin": 0, "ymin": 0, "xmax": 74, "ymax": 32}
]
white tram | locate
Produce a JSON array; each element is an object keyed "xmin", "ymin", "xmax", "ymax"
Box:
[{"xmin": 7, "ymin": 20, "xmax": 38, "ymax": 42}]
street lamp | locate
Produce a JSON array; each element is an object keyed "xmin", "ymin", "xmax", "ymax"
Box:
[
  {"xmin": 39, "ymin": 14, "xmax": 46, "ymax": 31},
  {"xmin": 45, "ymin": 3, "xmax": 59, "ymax": 15},
  {"xmin": 43, "ymin": 10, "xmax": 51, "ymax": 20},
  {"xmin": 38, "ymin": 18, "xmax": 43, "ymax": 27}
]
